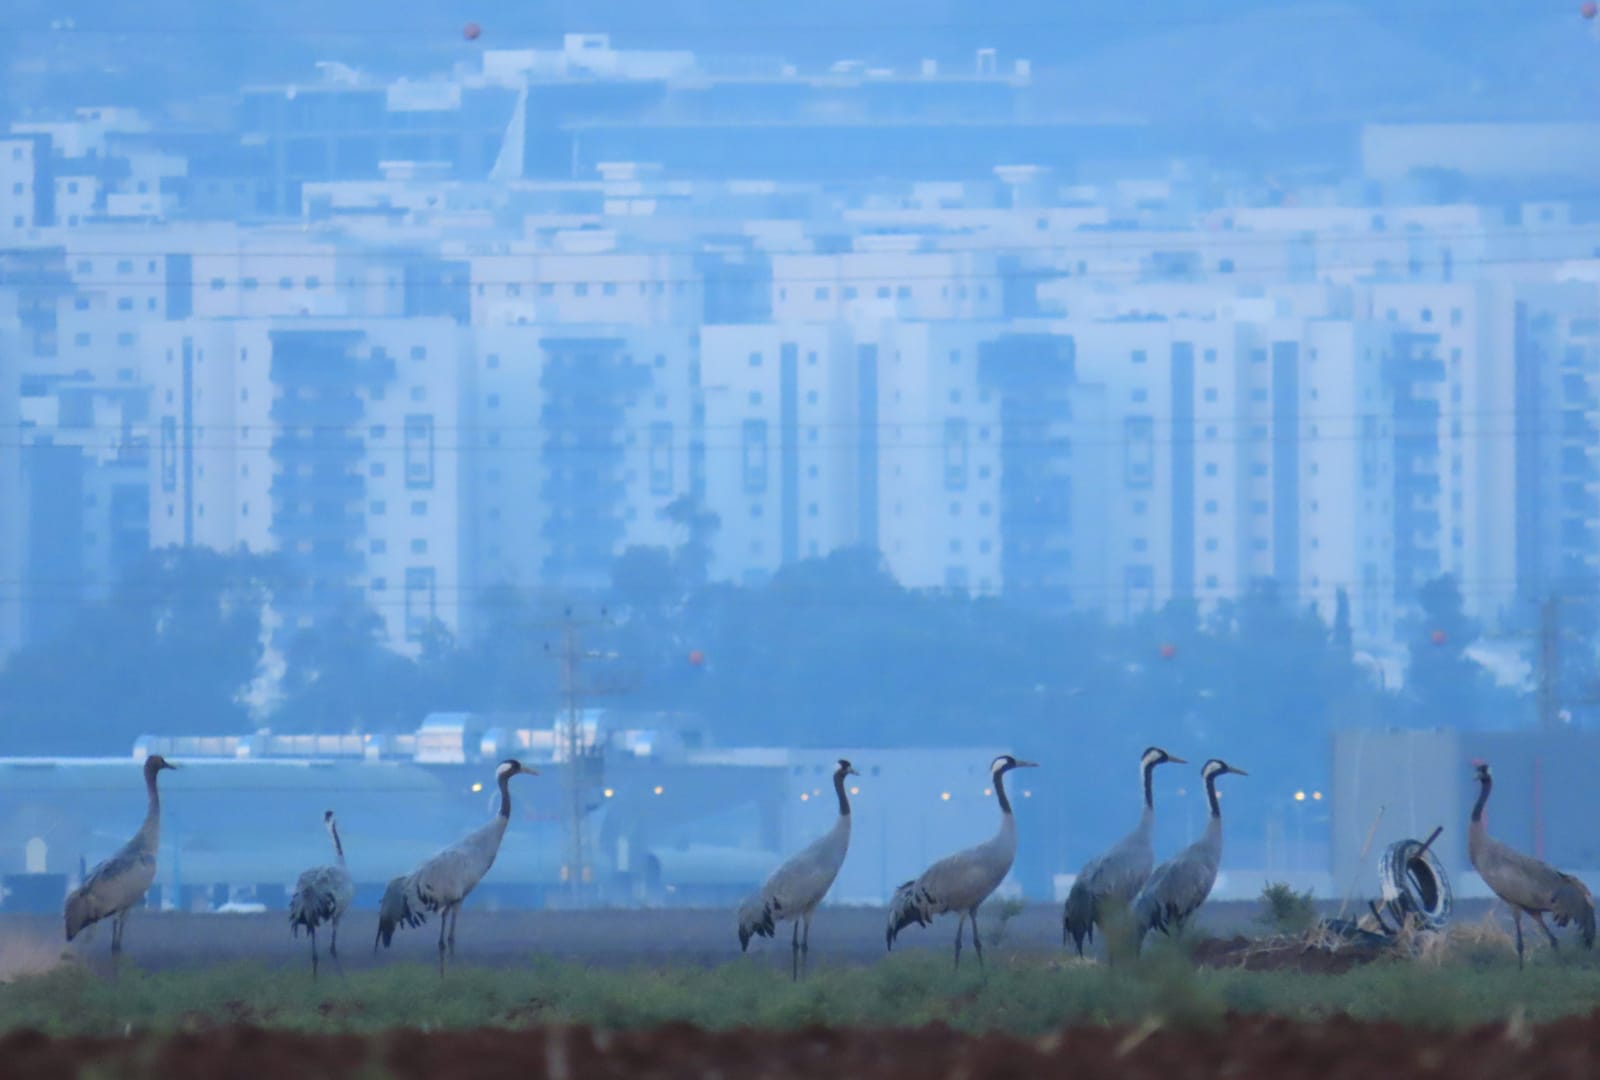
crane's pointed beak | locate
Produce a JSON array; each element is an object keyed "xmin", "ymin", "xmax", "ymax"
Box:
[
  {"xmin": 1228, "ymin": 766, "xmax": 1249, "ymax": 776},
  {"xmin": 1014, "ymin": 759, "xmax": 1039, "ymax": 769},
  {"xmin": 848, "ymin": 766, "xmax": 861, "ymax": 776},
  {"xmin": 1167, "ymin": 755, "xmax": 1189, "ymax": 765}
]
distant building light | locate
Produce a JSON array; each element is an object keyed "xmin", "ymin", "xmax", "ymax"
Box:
[
  {"xmin": 849, "ymin": 786, "xmax": 860, "ymax": 795},
  {"xmin": 800, "ymin": 792, "xmax": 810, "ymax": 802},
  {"xmin": 1022, "ymin": 790, "xmax": 1032, "ymax": 798},
  {"xmin": 603, "ymin": 788, "xmax": 614, "ymax": 798},
  {"xmin": 653, "ymin": 785, "xmax": 664, "ymax": 796},
  {"xmin": 471, "ymin": 782, "xmax": 483, "ymax": 793},
  {"xmin": 1294, "ymin": 791, "xmax": 1306, "ymax": 802},
  {"xmin": 1312, "ymin": 791, "xmax": 1323, "ymax": 801},
  {"xmin": 940, "ymin": 792, "xmax": 951, "ymax": 801},
  {"xmin": 983, "ymin": 788, "xmax": 992, "ymax": 797}
]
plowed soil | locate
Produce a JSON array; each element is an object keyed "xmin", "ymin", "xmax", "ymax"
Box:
[{"xmin": 0, "ymin": 1012, "xmax": 1590, "ymax": 1080}]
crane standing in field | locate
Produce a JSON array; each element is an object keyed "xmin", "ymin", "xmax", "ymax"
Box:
[
  {"xmin": 886, "ymin": 753, "xmax": 1038, "ymax": 970},
  {"xmin": 288, "ymin": 810, "xmax": 355, "ymax": 978},
  {"xmin": 375, "ymin": 759, "xmax": 536, "ymax": 974},
  {"xmin": 737, "ymin": 758, "xmax": 860, "ymax": 980},
  {"xmin": 1063, "ymin": 746, "xmax": 1186, "ymax": 959},
  {"xmin": 1468, "ymin": 761, "xmax": 1595, "ymax": 968},
  {"xmin": 63, "ymin": 755, "xmax": 179, "ymax": 964},
  {"xmin": 1131, "ymin": 758, "xmax": 1246, "ymax": 951}
]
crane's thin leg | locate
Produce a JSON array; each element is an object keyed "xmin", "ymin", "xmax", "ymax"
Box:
[
  {"xmin": 791, "ymin": 918, "xmax": 801, "ymax": 981},
  {"xmin": 330, "ymin": 918, "xmax": 344, "ymax": 974},
  {"xmin": 800, "ymin": 913, "xmax": 813, "ymax": 979},
  {"xmin": 309, "ymin": 926, "xmax": 319, "ymax": 979},
  {"xmin": 1532, "ymin": 911, "xmax": 1560, "ymax": 952},
  {"xmin": 110, "ymin": 911, "xmax": 126, "ymax": 981},
  {"xmin": 1513, "ymin": 909, "xmax": 1526, "ymax": 969},
  {"xmin": 447, "ymin": 906, "xmax": 459, "ymax": 958},
  {"xmin": 437, "ymin": 908, "xmax": 449, "ymax": 977},
  {"xmin": 953, "ymin": 912, "xmax": 966, "ymax": 970},
  {"xmin": 969, "ymin": 907, "xmax": 985, "ymax": 972}
]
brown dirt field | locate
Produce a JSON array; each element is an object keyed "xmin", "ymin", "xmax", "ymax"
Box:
[{"xmin": 1, "ymin": 1011, "xmax": 1594, "ymax": 1080}]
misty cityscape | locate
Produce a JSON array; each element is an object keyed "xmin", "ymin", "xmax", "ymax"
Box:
[{"xmin": 3, "ymin": 1, "xmax": 1600, "ymax": 926}]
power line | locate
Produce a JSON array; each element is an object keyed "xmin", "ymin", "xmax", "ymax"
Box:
[
  {"xmin": 0, "ymin": 426, "xmax": 1571, "ymax": 454},
  {"xmin": 29, "ymin": 226, "xmax": 1600, "ymax": 259},
  {"xmin": 0, "ymin": 571, "xmax": 1581, "ymax": 603},
  {"xmin": 0, "ymin": 405, "xmax": 1573, "ymax": 433}
]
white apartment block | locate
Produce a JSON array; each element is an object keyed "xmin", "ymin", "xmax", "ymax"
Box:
[
  {"xmin": 768, "ymin": 250, "xmax": 1005, "ymax": 325},
  {"xmin": 145, "ymin": 316, "xmax": 469, "ymax": 652},
  {"xmin": 0, "ymin": 135, "xmax": 46, "ymax": 233},
  {"xmin": 468, "ymin": 247, "xmax": 702, "ymax": 327},
  {"xmin": 466, "ymin": 323, "xmax": 701, "ymax": 606},
  {"xmin": 871, "ymin": 320, "xmax": 1006, "ymax": 595},
  {"xmin": 0, "ymin": 301, "xmax": 22, "ymax": 658},
  {"xmin": 700, "ymin": 322, "xmax": 860, "ymax": 585}
]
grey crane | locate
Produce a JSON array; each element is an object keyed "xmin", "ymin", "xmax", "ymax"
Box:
[
  {"xmin": 1131, "ymin": 758, "xmax": 1246, "ymax": 951},
  {"xmin": 886, "ymin": 753, "xmax": 1038, "ymax": 970},
  {"xmin": 375, "ymin": 758, "xmax": 535, "ymax": 974},
  {"xmin": 1063, "ymin": 746, "xmax": 1186, "ymax": 958},
  {"xmin": 288, "ymin": 810, "xmax": 355, "ymax": 978},
  {"xmin": 737, "ymin": 758, "xmax": 860, "ymax": 980},
  {"xmin": 1468, "ymin": 761, "xmax": 1595, "ymax": 968},
  {"xmin": 63, "ymin": 754, "xmax": 179, "ymax": 961}
]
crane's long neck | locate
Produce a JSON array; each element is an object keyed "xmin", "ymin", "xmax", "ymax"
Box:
[
  {"xmin": 834, "ymin": 770, "xmax": 851, "ymax": 817},
  {"xmin": 1471, "ymin": 776, "xmax": 1491, "ymax": 826},
  {"xmin": 1142, "ymin": 759, "xmax": 1157, "ymax": 812},
  {"xmin": 137, "ymin": 764, "xmax": 162, "ymax": 846},
  {"xmin": 330, "ymin": 821, "xmax": 346, "ymax": 866},
  {"xmin": 994, "ymin": 767, "xmax": 1013, "ymax": 816},
  {"xmin": 498, "ymin": 771, "xmax": 513, "ymax": 820},
  {"xmin": 1204, "ymin": 771, "xmax": 1223, "ymax": 819}
]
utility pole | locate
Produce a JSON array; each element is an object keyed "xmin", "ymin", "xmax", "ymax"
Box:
[
  {"xmin": 1538, "ymin": 595, "xmax": 1561, "ymax": 732},
  {"xmin": 544, "ymin": 606, "xmax": 626, "ymax": 907}
]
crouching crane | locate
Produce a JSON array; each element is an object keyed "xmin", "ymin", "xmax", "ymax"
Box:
[
  {"xmin": 1131, "ymin": 758, "xmax": 1245, "ymax": 951},
  {"xmin": 289, "ymin": 810, "xmax": 355, "ymax": 978},
  {"xmin": 886, "ymin": 754, "xmax": 1037, "ymax": 970},
  {"xmin": 1469, "ymin": 761, "xmax": 1594, "ymax": 968},
  {"xmin": 737, "ymin": 759, "xmax": 859, "ymax": 979},
  {"xmin": 64, "ymin": 755, "xmax": 179, "ymax": 964},
  {"xmin": 376, "ymin": 759, "xmax": 535, "ymax": 974}
]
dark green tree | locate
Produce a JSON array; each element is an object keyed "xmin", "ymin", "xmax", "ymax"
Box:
[{"xmin": 0, "ymin": 546, "xmax": 279, "ymax": 754}]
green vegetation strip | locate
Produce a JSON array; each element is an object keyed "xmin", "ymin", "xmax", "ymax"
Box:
[{"xmin": 7, "ymin": 949, "xmax": 1600, "ymax": 1036}]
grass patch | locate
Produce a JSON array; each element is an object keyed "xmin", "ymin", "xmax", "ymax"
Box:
[{"xmin": 6, "ymin": 947, "xmax": 1600, "ymax": 1036}]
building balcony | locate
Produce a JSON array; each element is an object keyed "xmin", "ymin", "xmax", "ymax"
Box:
[
  {"xmin": 270, "ymin": 394, "xmax": 365, "ymax": 427},
  {"xmin": 270, "ymin": 470, "xmax": 365, "ymax": 501},
  {"xmin": 269, "ymin": 509, "xmax": 365, "ymax": 543},
  {"xmin": 271, "ymin": 432, "xmax": 365, "ymax": 461}
]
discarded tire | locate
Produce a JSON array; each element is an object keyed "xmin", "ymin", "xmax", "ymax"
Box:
[{"xmin": 1378, "ymin": 837, "xmax": 1452, "ymax": 931}]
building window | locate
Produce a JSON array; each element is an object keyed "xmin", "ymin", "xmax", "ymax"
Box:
[
  {"xmin": 641, "ymin": 421, "xmax": 672, "ymax": 495},
  {"xmin": 410, "ymin": 539, "xmax": 427, "ymax": 554},
  {"xmin": 404, "ymin": 567, "xmax": 436, "ymax": 642},
  {"xmin": 410, "ymin": 500, "xmax": 426, "ymax": 516},
  {"xmin": 404, "ymin": 414, "xmax": 435, "ymax": 489},
  {"xmin": 1124, "ymin": 417, "xmax": 1154, "ymax": 488},
  {"xmin": 944, "ymin": 418, "xmax": 968, "ymax": 491},
  {"xmin": 742, "ymin": 419, "xmax": 769, "ymax": 493}
]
